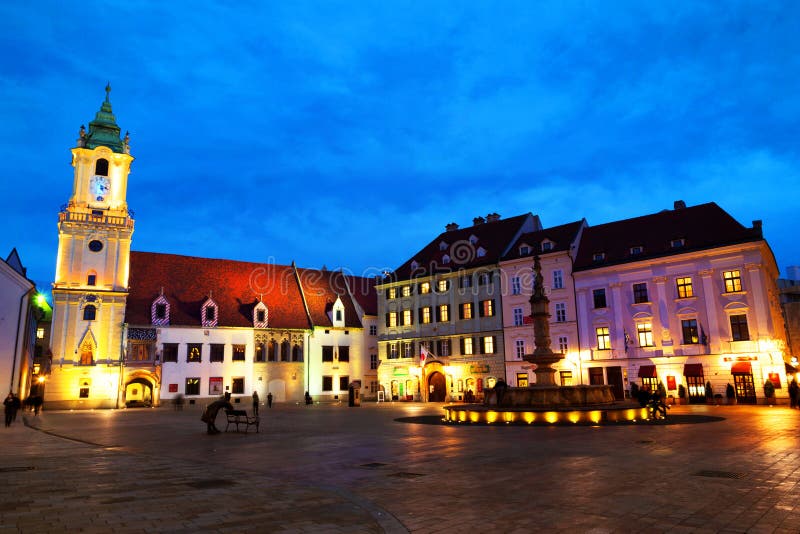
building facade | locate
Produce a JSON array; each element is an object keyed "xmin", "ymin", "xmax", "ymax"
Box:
[
  {"xmin": 0, "ymin": 249, "xmax": 37, "ymax": 397},
  {"xmin": 376, "ymin": 213, "xmax": 540, "ymax": 402},
  {"xmin": 572, "ymin": 201, "xmax": 788, "ymax": 404}
]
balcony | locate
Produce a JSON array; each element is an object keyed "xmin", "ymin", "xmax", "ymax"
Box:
[{"xmin": 59, "ymin": 206, "xmax": 134, "ymax": 229}]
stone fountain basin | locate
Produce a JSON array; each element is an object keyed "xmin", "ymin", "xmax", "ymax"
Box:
[{"xmin": 484, "ymin": 384, "xmax": 617, "ymax": 408}]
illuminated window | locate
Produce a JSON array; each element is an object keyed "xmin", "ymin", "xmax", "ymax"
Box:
[
  {"xmin": 402, "ymin": 309, "xmax": 413, "ymax": 326},
  {"xmin": 232, "ymin": 345, "xmax": 245, "ymax": 361},
  {"xmin": 129, "ymin": 342, "xmax": 152, "ymax": 361},
  {"xmin": 482, "ymin": 336, "xmax": 495, "ymax": 354},
  {"xmin": 558, "ymin": 336, "xmax": 568, "ymax": 353},
  {"xmin": 723, "ymin": 270, "xmax": 742, "ymax": 292},
  {"xmin": 437, "ymin": 279, "xmax": 449, "ymax": 292},
  {"xmin": 187, "ymin": 343, "xmax": 202, "ymax": 363},
  {"xmin": 438, "ymin": 304, "xmax": 450, "ymax": 322},
  {"xmin": 515, "ymin": 339, "xmax": 525, "ymax": 358},
  {"xmin": 676, "ymin": 277, "xmax": 694, "ymax": 298},
  {"xmin": 386, "ymin": 312, "xmax": 398, "ymax": 327},
  {"xmin": 389, "ymin": 343, "xmax": 398, "ymax": 359},
  {"xmin": 596, "ymin": 327, "xmax": 611, "ymax": 350},
  {"xmin": 322, "ymin": 376, "xmax": 333, "ymax": 391},
  {"xmin": 387, "ymin": 287, "xmax": 397, "ymax": 299},
  {"xmin": 401, "ymin": 285, "xmax": 411, "ymax": 297},
  {"xmin": 553, "ymin": 269, "xmax": 563, "ymax": 289},
  {"xmin": 79, "ymin": 380, "xmax": 90, "ymax": 398},
  {"xmin": 185, "ymin": 377, "xmax": 200, "ymax": 396},
  {"xmin": 255, "ymin": 343, "xmax": 265, "ymax": 362},
  {"xmin": 633, "ymin": 283, "xmax": 648, "ymax": 304},
  {"xmin": 267, "ymin": 340, "xmax": 278, "ymax": 362},
  {"xmin": 641, "ymin": 377, "xmax": 658, "ymax": 392},
  {"xmin": 593, "ymin": 289, "xmax": 606, "ymax": 309},
  {"xmin": 462, "ymin": 337, "xmax": 474, "ymax": 355},
  {"xmin": 479, "ymin": 299, "xmax": 495, "ymax": 317},
  {"xmin": 419, "ymin": 282, "xmax": 431, "ymax": 294},
  {"xmin": 516, "ymin": 373, "xmax": 529, "ymax": 387},
  {"xmin": 210, "ymin": 344, "xmax": 224, "ymax": 362},
  {"xmin": 460, "ymin": 302, "xmax": 474, "ymax": 320},
  {"xmin": 322, "ymin": 345, "xmax": 334, "ymax": 362},
  {"xmin": 232, "ymin": 377, "xmax": 244, "ymax": 394},
  {"xmin": 513, "ymin": 307, "xmax": 524, "ymax": 326},
  {"xmin": 83, "ymin": 304, "xmax": 96, "ymax": 321},
  {"xmin": 681, "ymin": 319, "xmax": 699, "ymax": 344},
  {"xmin": 36, "ymin": 327, "xmax": 44, "ymax": 340},
  {"xmin": 560, "ymin": 371, "xmax": 573, "ymax": 386},
  {"xmin": 420, "ymin": 306, "xmax": 432, "ymax": 324},
  {"xmin": 730, "ymin": 314, "xmax": 749, "ymax": 341},
  {"xmin": 637, "ymin": 322, "xmax": 654, "ymax": 347},
  {"xmin": 511, "ymin": 276, "xmax": 521, "ymax": 295},
  {"xmin": 555, "ymin": 302, "xmax": 566, "ymax": 323}
]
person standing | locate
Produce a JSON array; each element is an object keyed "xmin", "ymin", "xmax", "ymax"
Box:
[
  {"xmin": 200, "ymin": 392, "xmax": 233, "ymax": 435},
  {"xmin": 789, "ymin": 378, "xmax": 799, "ymax": 409},
  {"xmin": 252, "ymin": 391, "xmax": 260, "ymax": 416},
  {"xmin": 267, "ymin": 392, "xmax": 273, "ymax": 408},
  {"xmin": 4, "ymin": 393, "xmax": 18, "ymax": 427}
]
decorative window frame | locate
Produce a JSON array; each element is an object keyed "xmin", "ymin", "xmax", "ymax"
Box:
[
  {"xmin": 201, "ymin": 297, "xmax": 219, "ymax": 328},
  {"xmin": 253, "ymin": 301, "xmax": 268, "ymax": 328},
  {"xmin": 151, "ymin": 294, "xmax": 170, "ymax": 326},
  {"xmin": 331, "ymin": 296, "xmax": 345, "ymax": 327}
]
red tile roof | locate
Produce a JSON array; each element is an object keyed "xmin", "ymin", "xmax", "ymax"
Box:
[
  {"xmin": 503, "ymin": 220, "xmax": 585, "ymax": 261},
  {"xmin": 126, "ymin": 252, "xmax": 310, "ymax": 329},
  {"xmin": 573, "ymin": 202, "xmax": 763, "ymax": 271},
  {"xmin": 392, "ymin": 213, "xmax": 540, "ymax": 279},
  {"xmin": 345, "ymin": 275, "xmax": 378, "ymax": 316},
  {"xmin": 295, "ymin": 268, "xmax": 364, "ymax": 328}
]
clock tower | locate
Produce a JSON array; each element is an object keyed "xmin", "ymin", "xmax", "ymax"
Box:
[{"xmin": 48, "ymin": 85, "xmax": 134, "ymax": 409}]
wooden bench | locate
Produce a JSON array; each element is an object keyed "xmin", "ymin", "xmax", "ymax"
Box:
[{"xmin": 224, "ymin": 409, "xmax": 260, "ymax": 433}]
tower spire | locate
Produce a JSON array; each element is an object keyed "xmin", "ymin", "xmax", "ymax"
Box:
[{"xmin": 82, "ymin": 85, "xmax": 124, "ymax": 153}]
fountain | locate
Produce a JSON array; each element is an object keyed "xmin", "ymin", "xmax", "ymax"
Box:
[{"xmin": 443, "ymin": 255, "xmax": 646, "ymax": 425}]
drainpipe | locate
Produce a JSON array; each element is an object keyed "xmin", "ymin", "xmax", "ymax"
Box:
[{"xmin": 11, "ymin": 287, "xmax": 35, "ymax": 394}]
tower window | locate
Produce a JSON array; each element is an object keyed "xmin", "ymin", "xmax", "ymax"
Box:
[
  {"xmin": 95, "ymin": 158, "xmax": 109, "ymax": 176},
  {"xmin": 87, "ymin": 273, "xmax": 97, "ymax": 286},
  {"xmin": 88, "ymin": 240, "xmax": 103, "ymax": 252},
  {"xmin": 83, "ymin": 305, "xmax": 96, "ymax": 321}
]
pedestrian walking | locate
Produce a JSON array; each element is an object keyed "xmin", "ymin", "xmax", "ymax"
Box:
[
  {"xmin": 11, "ymin": 394, "xmax": 21, "ymax": 422},
  {"xmin": 252, "ymin": 391, "xmax": 259, "ymax": 415},
  {"xmin": 200, "ymin": 392, "xmax": 233, "ymax": 435},
  {"xmin": 789, "ymin": 378, "xmax": 799, "ymax": 408},
  {"xmin": 267, "ymin": 392, "xmax": 273, "ymax": 408},
  {"xmin": 4, "ymin": 392, "xmax": 17, "ymax": 427}
]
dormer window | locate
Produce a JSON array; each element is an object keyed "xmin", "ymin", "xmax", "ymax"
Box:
[
  {"xmin": 410, "ymin": 260, "xmax": 419, "ymax": 271},
  {"xmin": 253, "ymin": 301, "xmax": 268, "ymax": 328},
  {"xmin": 201, "ymin": 298, "xmax": 219, "ymax": 328},
  {"xmin": 519, "ymin": 245, "xmax": 530, "ymax": 255},
  {"xmin": 670, "ymin": 238, "xmax": 685, "ymax": 249},
  {"xmin": 469, "ymin": 235, "xmax": 478, "ymax": 245},
  {"xmin": 331, "ymin": 297, "xmax": 345, "ymax": 327},
  {"xmin": 94, "ymin": 158, "xmax": 109, "ymax": 176},
  {"xmin": 541, "ymin": 241, "xmax": 553, "ymax": 251},
  {"xmin": 439, "ymin": 241, "xmax": 448, "ymax": 251},
  {"xmin": 593, "ymin": 252, "xmax": 606, "ymax": 262},
  {"xmin": 476, "ymin": 246, "xmax": 486, "ymax": 258},
  {"xmin": 630, "ymin": 246, "xmax": 644, "ymax": 256},
  {"xmin": 442, "ymin": 254, "xmax": 451, "ymax": 264},
  {"xmin": 151, "ymin": 294, "xmax": 170, "ymax": 326}
]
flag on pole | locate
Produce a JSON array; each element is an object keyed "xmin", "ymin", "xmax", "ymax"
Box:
[{"xmin": 420, "ymin": 344, "xmax": 432, "ymax": 363}]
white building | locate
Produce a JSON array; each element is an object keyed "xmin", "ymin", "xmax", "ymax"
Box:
[{"xmin": 0, "ymin": 249, "xmax": 36, "ymax": 397}]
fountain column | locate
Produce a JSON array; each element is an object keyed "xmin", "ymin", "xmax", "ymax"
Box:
[{"xmin": 524, "ymin": 255, "xmax": 563, "ymax": 386}]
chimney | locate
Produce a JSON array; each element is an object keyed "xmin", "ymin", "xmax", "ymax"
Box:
[
  {"xmin": 473, "ymin": 216, "xmax": 485, "ymax": 226},
  {"xmin": 674, "ymin": 200, "xmax": 686, "ymax": 210},
  {"xmin": 486, "ymin": 212, "xmax": 501, "ymax": 222},
  {"xmin": 445, "ymin": 222, "xmax": 460, "ymax": 232},
  {"xmin": 752, "ymin": 219, "xmax": 762, "ymax": 237}
]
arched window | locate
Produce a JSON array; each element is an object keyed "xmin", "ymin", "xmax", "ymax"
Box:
[
  {"xmin": 83, "ymin": 305, "xmax": 96, "ymax": 321},
  {"xmin": 292, "ymin": 344, "xmax": 303, "ymax": 362},
  {"xmin": 95, "ymin": 158, "xmax": 109, "ymax": 176},
  {"xmin": 87, "ymin": 270, "xmax": 97, "ymax": 286},
  {"xmin": 268, "ymin": 340, "xmax": 278, "ymax": 362},
  {"xmin": 281, "ymin": 340, "xmax": 291, "ymax": 362}
]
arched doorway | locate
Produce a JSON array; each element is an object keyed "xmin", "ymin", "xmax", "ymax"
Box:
[
  {"xmin": 125, "ymin": 378, "xmax": 153, "ymax": 407},
  {"xmin": 428, "ymin": 372, "xmax": 446, "ymax": 402}
]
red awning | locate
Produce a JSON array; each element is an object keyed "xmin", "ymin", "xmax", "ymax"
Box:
[
  {"xmin": 683, "ymin": 363, "xmax": 704, "ymax": 377},
  {"xmin": 638, "ymin": 365, "xmax": 657, "ymax": 378},
  {"xmin": 731, "ymin": 362, "xmax": 752, "ymax": 374}
]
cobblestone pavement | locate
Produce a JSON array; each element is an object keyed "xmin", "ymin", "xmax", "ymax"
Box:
[{"xmin": 2, "ymin": 402, "xmax": 800, "ymax": 533}]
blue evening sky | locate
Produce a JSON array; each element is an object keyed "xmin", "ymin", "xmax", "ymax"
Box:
[{"xmin": 1, "ymin": 1, "xmax": 798, "ymax": 291}]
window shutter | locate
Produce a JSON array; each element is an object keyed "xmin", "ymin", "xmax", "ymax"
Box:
[
  {"xmin": 478, "ymin": 337, "xmax": 485, "ymax": 354},
  {"xmin": 479, "ymin": 301, "xmax": 485, "ymax": 317},
  {"xmin": 418, "ymin": 308, "xmax": 423, "ymax": 323},
  {"xmin": 435, "ymin": 306, "xmax": 441, "ymax": 322},
  {"xmin": 460, "ymin": 338, "xmax": 465, "ymax": 354},
  {"xmin": 458, "ymin": 304, "xmax": 464, "ymax": 320},
  {"xmin": 385, "ymin": 289, "xmax": 391, "ymax": 299},
  {"xmin": 492, "ymin": 336, "xmax": 497, "ymax": 354},
  {"xmin": 491, "ymin": 299, "xmax": 496, "ymax": 316},
  {"xmin": 436, "ymin": 340, "xmax": 442, "ymax": 355},
  {"xmin": 385, "ymin": 313, "xmax": 390, "ymax": 327}
]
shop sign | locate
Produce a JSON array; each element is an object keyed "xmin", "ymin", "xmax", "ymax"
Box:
[
  {"xmin": 393, "ymin": 367, "xmax": 409, "ymax": 376},
  {"xmin": 666, "ymin": 375, "xmax": 676, "ymax": 390},
  {"xmin": 469, "ymin": 364, "xmax": 490, "ymax": 374}
]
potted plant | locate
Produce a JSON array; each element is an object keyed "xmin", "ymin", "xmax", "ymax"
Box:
[
  {"xmin": 763, "ymin": 379, "xmax": 776, "ymax": 406},
  {"xmin": 677, "ymin": 384, "xmax": 687, "ymax": 405},
  {"xmin": 726, "ymin": 383, "xmax": 736, "ymax": 405}
]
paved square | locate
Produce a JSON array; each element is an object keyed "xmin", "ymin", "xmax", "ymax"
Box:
[{"xmin": 3, "ymin": 402, "xmax": 800, "ymax": 533}]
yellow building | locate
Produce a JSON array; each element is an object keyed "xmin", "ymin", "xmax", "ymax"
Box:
[{"xmin": 48, "ymin": 86, "xmax": 135, "ymax": 409}]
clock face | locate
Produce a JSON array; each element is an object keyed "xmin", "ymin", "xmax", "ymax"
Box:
[{"xmin": 90, "ymin": 175, "xmax": 110, "ymax": 201}]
